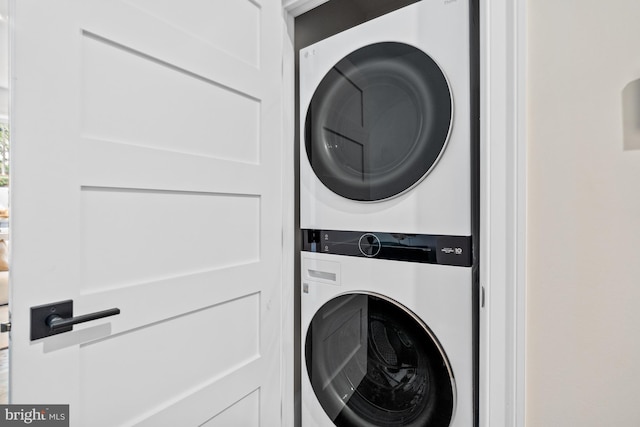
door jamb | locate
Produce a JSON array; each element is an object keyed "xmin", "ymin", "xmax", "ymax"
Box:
[{"xmin": 479, "ymin": 0, "xmax": 527, "ymax": 426}]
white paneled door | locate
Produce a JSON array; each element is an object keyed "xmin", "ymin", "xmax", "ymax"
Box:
[{"xmin": 10, "ymin": 0, "xmax": 285, "ymax": 425}]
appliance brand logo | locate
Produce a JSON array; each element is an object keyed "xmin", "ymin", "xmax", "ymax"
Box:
[
  {"xmin": 441, "ymin": 247, "xmax": 463, "ymax": 255},
  {"xmin": 444, "ymin": 0, "xmax": 458, "ymax": 4},
  {"xmin": 0, "ymin": 405, "xmax": 69, "ymax": 426}
]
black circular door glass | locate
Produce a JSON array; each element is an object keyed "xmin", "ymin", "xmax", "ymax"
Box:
[
  {"xmin": 305, "ymin": 294, "xmax": 454, "ymax": 427},
  {"xmin": 305, "ymin": 42, "xmax": 452, "ymax": 201}
]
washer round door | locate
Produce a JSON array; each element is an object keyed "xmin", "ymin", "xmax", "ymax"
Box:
[
  {"xmin": 305, "ymin": 42, "xmax": 452, "ymax": 201},
  {"xmin": 305, "ymin": 293, "xmax": 455, "ymax": 427}
]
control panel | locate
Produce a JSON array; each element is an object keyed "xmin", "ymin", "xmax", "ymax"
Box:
[{"xmin": 302, "ymin": 229, "xmax": 472, "ymax": 267}]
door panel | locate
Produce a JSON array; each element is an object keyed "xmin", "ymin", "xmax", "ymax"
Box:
[
  {"xmin": 199, "ymin": 389, "xmax": 261, "ymax": 427},
  {"xmin": 79, "ymin": 188, "xmax": 260, "ymax": 291},
  {"xmin": 78, "ymin": 293, "xmax": 260, "ymax": 426},
  {"xmin": 80, "ymin": 31, "xmax": 261, "ymax": 163},
  {"xmin": 123, "ymin": 0, "xmax": 261, "ymax": 67},
  {"xmin": 10, "ymin": 0, "xmax": 284, "ymax": 425}
]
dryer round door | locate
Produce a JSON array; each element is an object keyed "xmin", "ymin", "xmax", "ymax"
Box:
[
  {"xmin": 305, "ymin": 42, "xmax": 452, "ymax": 201},
  {"xmin": 305, "ymin": 293, "xmax": 455, "ymax": 427}
]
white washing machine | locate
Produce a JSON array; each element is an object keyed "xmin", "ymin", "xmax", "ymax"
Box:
[
  {"xmin": 301, "ymin": 250, "xmax": 474, "ymax": 427},
  {"xmin": 300, "ymin": 0, "xmax": 473, "ymax": 236},
  {"xmin": 300, "ymin": 1, "xmax": 478, "ymax": 425}
]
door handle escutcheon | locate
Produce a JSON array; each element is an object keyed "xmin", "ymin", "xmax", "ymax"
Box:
[
  {"xmin": 46, "ymin": 307, "xmax": 120, "ymax": 331},
  {"xmin": 31, "ymin": 300, "xmax": 121, "ymax": 341}
]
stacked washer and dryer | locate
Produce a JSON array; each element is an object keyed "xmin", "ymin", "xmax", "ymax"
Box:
[{"xmin": 300, "ymin": 1, "xmax": 478, "ymax": 426}]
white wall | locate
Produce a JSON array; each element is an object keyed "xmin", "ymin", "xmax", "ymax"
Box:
[{"xmin": 526, "ymin": 1, "xmax": 640, "ymax": 425}]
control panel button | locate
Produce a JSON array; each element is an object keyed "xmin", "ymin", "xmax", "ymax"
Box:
[{"xmin": 358, "ymin": 233, "xmax": 381, "ymax": 257}]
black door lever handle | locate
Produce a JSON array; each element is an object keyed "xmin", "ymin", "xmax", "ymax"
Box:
[
  {"xmin": 46, "ymin": 308, "xmax": 121, "ymax": 331},
  {"xmin": 31, "ymin": 300, "xmax": 121, "ymax": 340}
]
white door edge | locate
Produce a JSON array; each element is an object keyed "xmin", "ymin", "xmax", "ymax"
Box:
[{"xmin": 281, "ymin": 8, "xmax": 296, "ymax": 427}]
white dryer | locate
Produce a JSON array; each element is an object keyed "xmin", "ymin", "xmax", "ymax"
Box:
[
  {"xmin": 301, "ymin": 250, "xmax": 474, "ymax": 427},
  {"xmin": 300, "ymin": 0, "xmax": 472, "ymax": 236}
]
